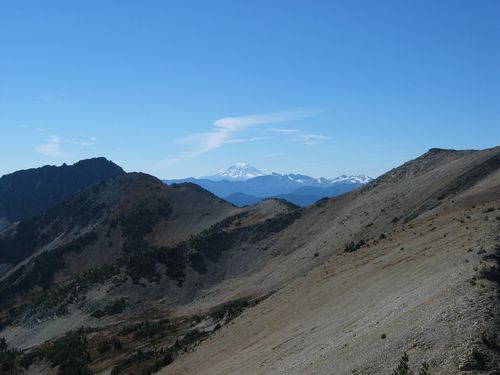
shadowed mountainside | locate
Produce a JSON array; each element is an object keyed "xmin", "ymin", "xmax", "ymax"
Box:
[
  {"xmin": 0, "ymin": 157, "xmax": 125, "ymax": 226},
  {"xmin": 0, "ymin": 173, "xmax": 240, "ymax": 284},
  {"xmin": 0, "ymin": 173, "xmax": 298, "ymax": 354}
]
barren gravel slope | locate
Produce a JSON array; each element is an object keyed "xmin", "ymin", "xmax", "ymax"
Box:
[
  {"xmin": 160, "ymin": 148, "xmax": 500, "ymax": 375},
  {"xmin": 162, "ymin": 198, "xmax": 500, "ymax": 375}
]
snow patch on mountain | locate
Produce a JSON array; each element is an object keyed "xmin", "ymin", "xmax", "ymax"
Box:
[
  {"xmin": 330, "ymin": 174, "xmax": 372, "ymax": 184},
  {"xmin": 203, "ymin": 163, "xmax": 265, "ymax": 180},
  {"xmin": 269, "ymin": 173, "xmax": 372, "ymax": 185}
]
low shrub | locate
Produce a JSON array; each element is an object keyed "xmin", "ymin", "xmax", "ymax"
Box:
[
  {"xmin": 97, "ymin": 340, "xmax": 112, "ymax": 354},
  {"xmin": 344, "ymin": 239, "xmax": 366, "ymax": 253},
  {"xmin": 391, "ymin": 352, "xmax": 430, "ymax": 375}
]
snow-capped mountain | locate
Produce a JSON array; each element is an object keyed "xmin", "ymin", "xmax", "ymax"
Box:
[
  {"xmin": 165, "ymin": 165, "xmax": 372, "ymax": 207},
  {"xmin": 202, "ymin": 163, "xmax": 265, "ymax": 181},
  {"xmin": 330, "ymin": 174, "xmax": 372, "ymax": 184},
  {"xmin": 202, "ymin": 164, "xmax": 372, "ymax": 184},
  {"xmin": 269, "ymin": 173, "xmax": 372, "ymax": 185}
]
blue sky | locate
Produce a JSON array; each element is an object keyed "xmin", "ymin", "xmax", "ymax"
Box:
[{"xmin": 1, "ymin": 1, "xmax": 499, "ymax": 179}]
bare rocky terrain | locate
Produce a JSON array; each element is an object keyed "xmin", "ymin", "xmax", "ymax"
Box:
[
  {"xmin": 155, "ymin": 147, "xmax": 500, "ymax": 375},
  {"xmin": 0, "ymin": 147, "xmax": 499, "ymax": 374}
]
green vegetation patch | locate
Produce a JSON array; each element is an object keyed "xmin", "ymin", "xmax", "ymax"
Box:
[
  {"xmin": 117, "ymin": 199, "xmax": 172, "ymax": 254},
  {"xmin": 121, "ymin": 244, "xmax": 187, "ymax": 285},
  {"xmin": 0, "ymin": 337, "xmax": 21, "ymax": 372},
  {"xmin": 344, "ymin": 239, "xmax": 366, "ymax": 252},
  {"xmin": 209, "ymin": 299, "xmax": 249, "ymax": 322},
  {"xmin": 91, "ymin": 298, "xmax": 127, "ymax": 318},
  {"xmin": 20, "ymin": 329, "xmax": 91, "ymax": 374},
  {"xmin": 391, "ymin": 352, "xmax": 430, "ymax": 375}
]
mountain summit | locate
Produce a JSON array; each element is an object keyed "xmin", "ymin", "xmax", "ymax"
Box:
[
  {"xmin": 203, "ymin": 163, "xmax": 265, "ymax": 180},
  {"xmin": 201, "ymin": 164, "xmax": 370, "ymax": 184},
  {"xmin": 0, "ymin": 157, "xmax": 125, "ymax": 227},
  {"xmin": 167, "ymin": 166, "xmax": 372, "ymax": 207}
]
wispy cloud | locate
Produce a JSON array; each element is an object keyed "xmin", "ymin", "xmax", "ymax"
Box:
[
  {"xmin": 296, "ymin": 134, "xmax": 328, "ymax": 145},
  {"xmin": 213, "ymin": 111, "xmax": 316, "ymax": 130},
  {"xmin": 224, "ymin": 136, "xmax": 269, "ymax": 144},
  {"xmin": 35, "ymin": 135, "xmax": 66, "ymax": 157},
  {"xmin": 158, "ymin": 110, "xmax": 319, "ymax": 167},
  {"xmin": 270, "ymin": 128, "xmax": 299, "ymax": 133},
  {"xmin": 35, "ymin": 134, "xmax": 95, "ymax": 157},
  {"xmin": 64, "ymin": 136, "xmax": 97, "ymax": 146}
]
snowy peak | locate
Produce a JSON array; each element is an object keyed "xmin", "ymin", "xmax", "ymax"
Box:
[
  {"xmin": 167, "ymin": 167, "xmax": 373, "ymax": 206},
  {"xmin": 330, "ymin": 174, "xmax": 372, "ymax": 184},
  {"xmin": 269, "ymin": 173, "xmax": 372, "ymax": 185},
  {"xmin": 204, "ymin": 163, "xmax": 265, "ymax": 180},
  {"xmin": 201, "ymin": 164, "xmax": 372, "ymax": 184},
  {"xmin": 216, "ymin": 163, "xmax": 265, "ymax": 180}
]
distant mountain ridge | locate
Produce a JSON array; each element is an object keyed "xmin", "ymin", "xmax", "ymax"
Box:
[
  {"xmin": 0, "ymin": 157, "xmax": 125, "ymax": 226},
  {"xmin": 165, "ymin": 164, "xmax": 372, "ymax": 206},
  {"xmin": 202, "ymin": 163, "xmax": 265, "ymax": 180}
]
